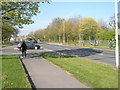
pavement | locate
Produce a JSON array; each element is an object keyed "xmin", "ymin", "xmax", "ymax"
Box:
[{"xmin": 21, "ymin": 53, "xmax": 88, "ymax": 88}]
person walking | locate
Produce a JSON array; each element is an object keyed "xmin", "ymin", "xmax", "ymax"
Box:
[
  {"xmin": 20, "ymin": 41, "xmax": 27, "ymax": 58},
  {"xmin": 109, "ymin": 39, "xmax": 114, "ymax": 48},
  {"xmin": 94, "ymin": 39, "xmax": 97, "ymax": 47}
]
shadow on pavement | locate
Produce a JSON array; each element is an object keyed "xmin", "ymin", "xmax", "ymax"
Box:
[
  {"xmin": 19, "ymin": 56, "xmax": 37, "ymax": 90},
  {"xmin": 26, "ymin": 53, "xmax": 40, "ymax": 58}
]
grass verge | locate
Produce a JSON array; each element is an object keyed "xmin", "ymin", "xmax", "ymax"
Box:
[
  {"xmin": 1, "ymin": 55, "xmax": 31, "ymax": 88},
  {"xmin": 0, "ymin": 55, "xmax": 1, "ymax": 90},
  {"xmin": 39, "ymin": 53, "xmax": 118, "ymax": 88},
  {"xmin": 64, "ymin": 43, "xmax": 115, "ymax": 50},
  {"xmin": 0, "ymin": 42, "xmax": 13, "ymax": 47}
]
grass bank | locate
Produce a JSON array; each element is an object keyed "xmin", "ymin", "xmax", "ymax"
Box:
[
  {"xmin": 39, "ymin": 53, "xmax": 118, "ymax": 88},
  {"xmin": 0, "ymin": 42, "xmax": 13, "ymax": 47},
  {"xmin": 1, "ymin": 55, "xmax": 30, "ymax": 88},
  {"xmin": 64, "ymin": 43, "xmax": 115, "ymax": 50}
]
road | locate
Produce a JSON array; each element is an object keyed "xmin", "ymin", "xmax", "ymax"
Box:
[
  {"xmin": 1, "ymin": 45, "xmax": 41, "ymax": 55},
  {"xmin": 39, "ymin": 43, "xmax": 116, "ymax": 66},
  {"xmin": 1, "ymin": 43, "xmax": 116, "ymax": 66}
]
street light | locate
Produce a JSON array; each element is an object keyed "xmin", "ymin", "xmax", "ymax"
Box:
[{"xmin": 115, "ymin": 0, "xmax": 120, "ymax": 69}]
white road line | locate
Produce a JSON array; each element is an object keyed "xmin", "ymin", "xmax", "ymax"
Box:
[
  {"xmin": 14, "ymin": 48, "xmax": 18, "ymax": 50},
  {"xmin": 46, "ymin": 49, "xmax": 53, "ymax": 51},
  {"xmin": 65, "ymin": 48, "xmax": 71, "ymax": 50},
  {"xmin": 98, "ymin": 53, "xmax": 104, "ymax": 55}
]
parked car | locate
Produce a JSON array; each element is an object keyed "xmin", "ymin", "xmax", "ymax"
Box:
[
  {"xmin": 17, "ymin": 42, "xmax": 40, "ymax": 50},
  {"xmin": 33, "ymin": 40, "xmax": 37, "ymax": 43}
]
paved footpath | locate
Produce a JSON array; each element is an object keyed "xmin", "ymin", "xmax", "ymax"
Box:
[{"xmin": 21, "ymin": 53, "xmax": 88, "ymax": 88}]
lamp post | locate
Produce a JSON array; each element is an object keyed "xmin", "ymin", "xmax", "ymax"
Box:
[{"xmin": 115, "ymin": 0, "xmax": 120, "ymax": 69}]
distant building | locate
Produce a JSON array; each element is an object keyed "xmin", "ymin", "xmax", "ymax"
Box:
[
  {"xmin": 10, "ymin": 36, "xmax": 32, "ymax": 42},
  {"xmin": 10, "ymin": 37, "xmax": 15, "ymax": 42}
]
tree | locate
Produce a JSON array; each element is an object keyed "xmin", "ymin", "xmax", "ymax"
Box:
[
  {"xmin": 32, "ymin": 29, "xmax": 43, "ymax": 39},
  {"xmin": 118, "ymin": 13, "xmax": 120, "ymax": 28},
  {"xmin": 1, "ymin": 1, "xmax": 50, "ymax": 42},
  {"xmin": 67, "ymin": 17, "xmax": 82, "ymax": 41},
  {"xmin": 109, "ymin": 15, "xmax": 115, "ymax": 29},
  {"xmin": 2, "ymin": 23, "xmax": 19, "ymax": 42},
  {"xmin": 97, "ymin": 19, "xmax": 109, "ymax": 31},
  {"xmin": 96, "ymin": 30, "xmax": 106, "ymax": 40},
  {"xmin": 96, "ymin": 29, "xmax": 115, "ymax": 40},
  {"xmin": 79, "ymin": 18, "xmax": 101, "ymax": 40},
  {"xmin": 59, "ymin": 17, "xmax": 81, "ymax": 43},
  {"xmin": 1, "ymin": 1, "xmax": 50, "ymax": 28},
  {"xmin": 42, "ymin": 17, "xmax": 64, "ymax": 42},
  {"xmin": 105, "ymin": 30, "xmax": 115, "ymax": 40}
]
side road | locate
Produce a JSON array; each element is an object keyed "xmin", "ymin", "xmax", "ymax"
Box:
[{"xmin": 20, "ymin": 53, "xmax": 88, "ymax": 88}]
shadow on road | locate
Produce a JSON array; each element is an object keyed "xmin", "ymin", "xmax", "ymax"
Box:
[
  {"xmin": 42, "ymin": 48, "xmax": 103, "ymax": 57},
  {"xmin": 39, "ymin": 52, "xmax": 74, "ymax": 58}
]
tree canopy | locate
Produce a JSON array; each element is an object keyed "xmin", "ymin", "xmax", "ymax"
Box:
[
  {"xmin": 79, "ymin": 18, "xmax": 101, "ymax": 40},
  {"xmin": 31, "ymin": 16, "xmax": 115, "ymax": 43},
  {"xmin": 2, "ymin": 23, "xmax": 19, "ymax": 41},
  {"xmin": 1, "ymin": 1, "xmax": 50, "ymax": 41},
  {"xmin": 1, "ymin": 2, "xmax": 40, "ymax": 28}
]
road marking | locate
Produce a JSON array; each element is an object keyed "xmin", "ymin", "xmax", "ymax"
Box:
[
  {"xmin": 65, "ymin": 48, "xmax": 71, "ymax": 50},
  {"xmin": 46, "ymin": 50, "xmax": 53, "ymax": 51},
  {"xmin": 44, "ymin": 49, "xmax": 53, "ymax": 51},
  {"xmin": 14, "ymin": 48, "xmax": 18, "ymax": 50},
  {"xmin": 98, "ymin": 54, "xmax": 103, "ymax": 55}
]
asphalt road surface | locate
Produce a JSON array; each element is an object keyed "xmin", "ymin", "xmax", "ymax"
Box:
[
  {"xmin": 39, "ymin": 43, "xmax": 116, "ymax": 66},
  {"xmin": 1, "ymin": 45, "xmax": 41, "ymax": 55},
  {"xmin": 1, "ymin": 43, "xmax": 116, "ymax": 66}
]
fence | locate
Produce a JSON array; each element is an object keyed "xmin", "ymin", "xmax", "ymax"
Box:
[{"xmin": 66, "ymin": 40, "xmax": 116, "ymax": 48}]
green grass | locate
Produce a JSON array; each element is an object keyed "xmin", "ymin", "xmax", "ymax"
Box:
[
  {"xmin": 40, "ymin": 41, "xmax": 115, "ymax": 50},
  {"xmin": 0, "ymin": 45, "xmax": 9, "ymax": 47},
  {"xmin": 0, "ymin": 42, "xmax": 13, "ymax": 47},
  {"xmin": 1, "ymin": 55, "xmax": 31, "ymax": 88},
  {"xmin": 39, "ymin": 53, "xmax": 118, "ymax": 88},
  {"xmin": 0, "ymin": 55, "xmax": 1, "ymax": 90},
  {"xmin": 64, "ymin": 43, "xmax": 115, "ymax": 50}
]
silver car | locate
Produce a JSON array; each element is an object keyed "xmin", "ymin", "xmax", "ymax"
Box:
[{"xmin": 17, "ymin": 42, "xmax": 40, "ymax": 50}]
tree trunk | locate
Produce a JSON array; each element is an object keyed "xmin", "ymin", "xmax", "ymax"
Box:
[
  {"xmin": 59, "ymin": 36, "xmax": 61, "ymax": 42},
  {"xmin": 89, "ymin": 36, "xmax": 91, "ymax": 41}
]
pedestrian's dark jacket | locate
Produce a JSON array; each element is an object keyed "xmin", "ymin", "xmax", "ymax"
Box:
[{"xmin": 21, "ymin": 42, "xmax": 27, "ymax": 51}]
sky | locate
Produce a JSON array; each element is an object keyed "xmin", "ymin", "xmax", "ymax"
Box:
[
  {"xmin": 118, "ymin": 0, "xmax": 120, "ymax": 34},
  {"xmin": 19, "ymin": 1, "xmax": 115, "ymax": 36}
]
